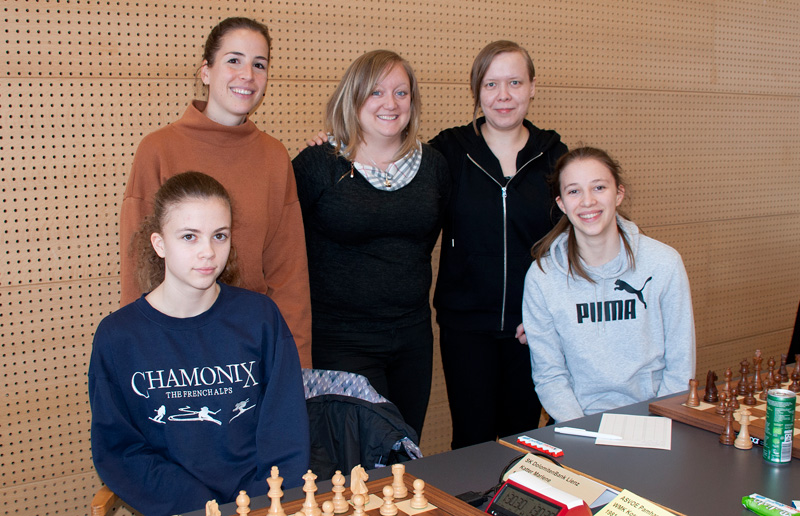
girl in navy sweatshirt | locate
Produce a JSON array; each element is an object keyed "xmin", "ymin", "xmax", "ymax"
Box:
[{"xmin": 89, "ymin": 172, "xmax": 309, "ymax": 515}]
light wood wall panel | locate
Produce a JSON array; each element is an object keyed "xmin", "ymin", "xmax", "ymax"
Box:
[{"xmin": 2, "ymin": 0, "xmax": 799, "ymax": 513}]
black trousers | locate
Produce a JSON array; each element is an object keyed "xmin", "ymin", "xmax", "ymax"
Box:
[
  {"xmin": 311, "ymin": 319, "xmax": 433, "ymax": 439},
  {"xmin": 440, "ymin": 325, "xmax": 543, "ymax": 450}
]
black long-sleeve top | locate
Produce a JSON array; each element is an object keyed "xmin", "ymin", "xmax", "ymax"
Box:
[{"xmin": 292, "ymin": 143, "xmax": 451, "ymax": 333}]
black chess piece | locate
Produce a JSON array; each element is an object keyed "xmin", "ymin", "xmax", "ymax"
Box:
[{"xmin": 704, "ymin": 370, "xmax": 719, "ymax": 403}]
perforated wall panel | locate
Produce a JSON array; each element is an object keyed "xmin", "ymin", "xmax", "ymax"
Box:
[{"xmin": 2, "ymin": 0, "xmax": 799, "ymax": 513}]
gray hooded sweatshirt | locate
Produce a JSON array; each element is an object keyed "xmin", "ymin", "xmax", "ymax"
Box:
[{"xmin": 522, "ymin": 216, "xmax": 696, "ymax": 422}]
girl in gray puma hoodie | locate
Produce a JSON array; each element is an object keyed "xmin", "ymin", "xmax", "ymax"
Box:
[{"xmin": 522, "ymin": 147, "xmax": 695, "ymax": 423}]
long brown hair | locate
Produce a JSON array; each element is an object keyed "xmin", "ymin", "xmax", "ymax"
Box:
[
  {"xmin": 134, "ymin": 172, "xmax": 241, "ymax": 292},
  {"xmin": 325, "ymin": 50, "xmax": 421, "ymax": 161},
  {"xmin": 531, "ymin": 146, "xmax": 634, "ymax": 283}
]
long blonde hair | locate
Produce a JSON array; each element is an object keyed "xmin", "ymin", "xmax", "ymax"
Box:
[
  {"xmin": 325, "ymin": 50, "xmax": 421, "ymax": 161},
  {"xmin": 531, "ymin": 147, "xmax": 634, "ymax": 283}
]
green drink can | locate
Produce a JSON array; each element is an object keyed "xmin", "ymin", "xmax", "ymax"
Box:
[{"xmin": 763, "ymin": 389, "xmax": 796, "ymax": 464}]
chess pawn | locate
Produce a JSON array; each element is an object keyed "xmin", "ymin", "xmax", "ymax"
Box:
[
  {"xmin": 686, "ymin": 379, "xmax": 700, "ymax": 407},
  {"xmin": 352, "ymin": 494, "xmax": 366, "ymax": 516},
  {"xmin": 267, "ymin": 466, "xmax": 286, "ymax": 516},
  {"xmin": 789, "ymin": 366, "xmax": 800, "ymax": 393},
  {"xmin": 236, "ymin": 491, "xmax": 251, "ymax": 516},
  {"xmin": 330, "ymin": 470, "xmax": 349, "ymax": 514},
  {"xmin": 391, "ymin": 463, "xmax": 408, "ymax": 498},
  {"xmin": 302, "ymin": 470, "xmax": 321, "ymax": 516},
  {"xmin": 380, "ymin": 485, "xmax": 398, "ymax": 516},
  {"xmin": 719, "ymin": 404, "xmax": 736, "ymax": 446},
  {"xmin": 728, "ymin": 389, "xmax": 739, "ymax": 410},
  {"xmin": 410, "ymin": 479, "xmax": 428, "ymax": 510},
  {"xmin": 715, "ymin": 392, "xmax": 727, "ymax": 415},
  {"xmin": 734, "ymin": 408, "xmax": 753, "ymax": 450},
  {"xmin": 743, "ymin": 379, "xmax": 757, "ymax": 406},
  {"xmin": 760, "ymin": 369, "xmax": 774, "ymax": 400},
  {"xmin": 321, "ymin": 501, "xmax": 335, "ymax": 516}
]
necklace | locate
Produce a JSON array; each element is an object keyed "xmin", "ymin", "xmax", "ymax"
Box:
[{"xmin": 358, "ymin": 149, "xmax": 395, "ymax": 188}]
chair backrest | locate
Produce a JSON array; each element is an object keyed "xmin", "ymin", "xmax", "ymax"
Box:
[
  {"xmin": 303, "ymin": 369, "xmax": 422, "ymax": 481},
  {"xmin": 91, "ymin": 485, "xmax": 119, "ymax": 516}
]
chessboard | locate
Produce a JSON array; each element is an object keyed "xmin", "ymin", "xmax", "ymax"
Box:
[
  {"xmin": 649, "ymin": 363, "xmax": 799, "ymax": 458},
  {"xmin": 237, "ymin": 471, "xmax": 485, "ymax": 516}
]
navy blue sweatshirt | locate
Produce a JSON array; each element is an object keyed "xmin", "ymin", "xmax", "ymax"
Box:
[{"xmin": 88, "ymin": 283, "xmax": 309, "ymax": 516}]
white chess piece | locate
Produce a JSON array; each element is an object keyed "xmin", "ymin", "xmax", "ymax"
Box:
[
  {"xmin": 391, "ymin": 464, "xmax": 407, "ymax": 498},
  {"xmin": 380, "ymin": 485, "xmax": 398, "ymax": 516},
  {"xmin": 410, "ymin": 479, "xmax": 427, "ymax": 509},
  {"xmin": 734, "ymin": 408, "xmax": 753, "ymax": 450}
]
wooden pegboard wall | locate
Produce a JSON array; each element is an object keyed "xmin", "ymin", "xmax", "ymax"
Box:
[{"xmin": 2, "ymin": 0, "xmax": 799, "ymax": 513}]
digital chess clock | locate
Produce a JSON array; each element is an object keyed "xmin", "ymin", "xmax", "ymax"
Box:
[{"xmin": 486, "ymin": 471, "xmax": 591, "ymax": 516}]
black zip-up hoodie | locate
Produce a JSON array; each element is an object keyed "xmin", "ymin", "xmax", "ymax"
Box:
[{"xmin": 430, "ymin": 117, "xmax": 567, "ymax": 334}]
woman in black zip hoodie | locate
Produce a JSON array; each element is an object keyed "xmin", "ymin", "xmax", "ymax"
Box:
[{"xmin": 429, "ymin": 41, "xmax": 568, "ymax": 449}]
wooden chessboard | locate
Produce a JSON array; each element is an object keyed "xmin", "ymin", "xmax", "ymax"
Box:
[
  {"xmin": 649, "ymin": 383, "xmax": 800, "ymax": 459},
  {"xmin": 245, "ymin": 473, "xmax": 486, "ymax": 516}
]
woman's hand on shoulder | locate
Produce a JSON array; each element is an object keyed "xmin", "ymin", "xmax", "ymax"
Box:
[{"xmin": 306, "ymin": 131, "xmax": 327, "ymax": 147}]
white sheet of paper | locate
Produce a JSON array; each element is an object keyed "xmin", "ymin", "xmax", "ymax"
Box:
[{"xmin": 596, "ymin": 413, "xmax": 672, "ymax": 450}]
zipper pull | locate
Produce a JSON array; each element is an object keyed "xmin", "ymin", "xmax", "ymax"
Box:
[
  {"xmin": 451, "ymin": 238, "xmax": 455, "ymax": 247},
  {"xmin": 501, "ymin": 187, "xmax": 507, "ymax": 199}
]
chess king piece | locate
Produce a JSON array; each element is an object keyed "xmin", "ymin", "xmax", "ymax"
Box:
[
  {"xmin": 267, "ymin": 466, "xmax": 286, "ymax": 516},
  {"xmin": 391, "ymin": 463, "xmax": 408, "ymax": 498},
  {"xmin": 734, "ymin": 408, "xmax": 753, "ymax": 450}
]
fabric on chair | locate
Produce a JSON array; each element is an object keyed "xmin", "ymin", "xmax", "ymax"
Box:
[
  {"xmin": 303, "ymin": 368, "xmax": 391, "ymax": 404},
  {"xmin": 302, "ymin": 369, "xmax": 422, "ymax": 481}
]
